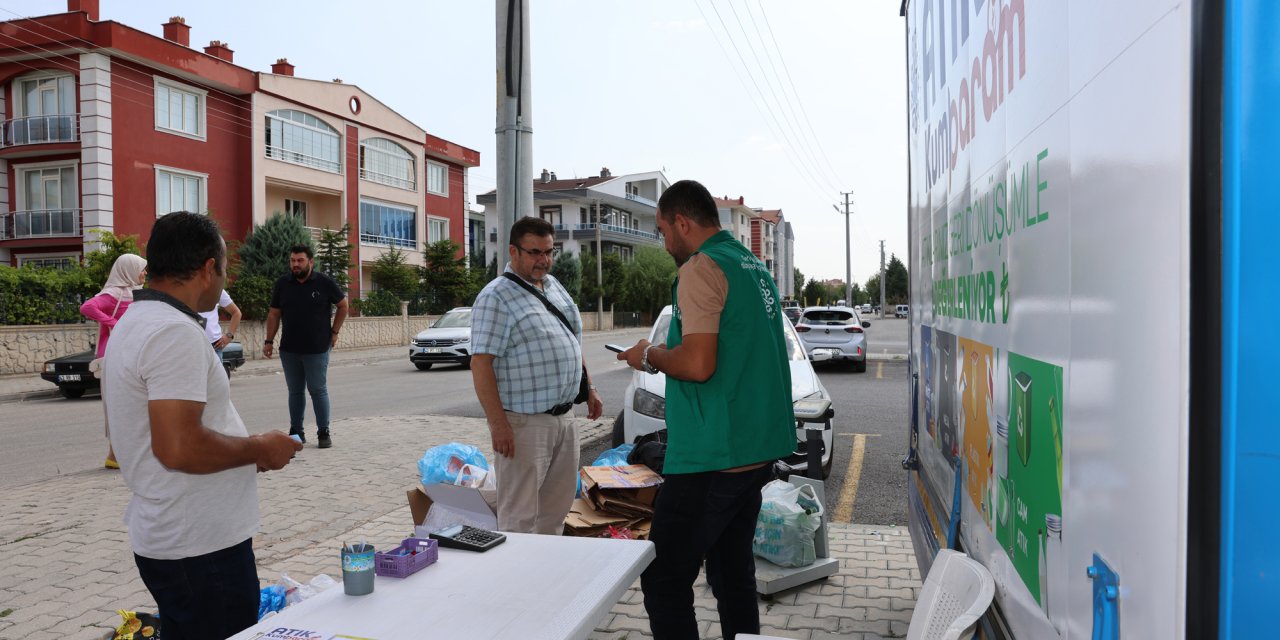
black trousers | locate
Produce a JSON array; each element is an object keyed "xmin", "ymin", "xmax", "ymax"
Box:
[
  {"xmin": 642, "ymin": 464, "xmax": 773, "ymax": 639},
  {"xmin": 134, "ymin": 538, "xmax": 259, "ymax": 640}
]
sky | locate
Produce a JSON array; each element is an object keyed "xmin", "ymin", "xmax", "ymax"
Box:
[{"xmin": 6, "ymin": 0, "xmax": 908, "ymax": 286}]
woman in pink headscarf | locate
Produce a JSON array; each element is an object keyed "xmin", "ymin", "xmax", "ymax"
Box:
[{"xmin": 79, "ymin": 253, "xmax": 147, "ymax": 469}]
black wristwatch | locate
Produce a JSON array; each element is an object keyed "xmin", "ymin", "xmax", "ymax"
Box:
[{"xmin": 264, "ymin": 340, "xmax": 274, "ymax": 346}]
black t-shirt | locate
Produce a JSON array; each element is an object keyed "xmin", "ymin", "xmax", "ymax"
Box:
[{"xmin": 270, "ymin": 270, "xmax": 345, "ymax": 354}]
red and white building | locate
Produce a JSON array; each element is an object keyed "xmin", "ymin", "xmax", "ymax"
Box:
[{"xmin": 0, "ymin": 0, "xmax": 478, "ymax": 301}]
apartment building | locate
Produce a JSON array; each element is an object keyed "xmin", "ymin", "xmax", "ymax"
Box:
[
  {"xmin": 476, "ymin": 167, "xmax": 668, "ymax": 261},
  {"xmin": 0, "ymin": 1, "xmax": 478, "ymax": 302}
]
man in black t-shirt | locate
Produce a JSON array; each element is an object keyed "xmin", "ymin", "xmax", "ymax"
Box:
[{"xmin": 263, "ymin": 244, "xmax": 348, "ymax": 449}]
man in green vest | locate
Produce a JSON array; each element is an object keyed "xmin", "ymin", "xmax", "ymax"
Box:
[{"xmin": 618, "ymin": 179, "xmax": 795, "ymax": 639}]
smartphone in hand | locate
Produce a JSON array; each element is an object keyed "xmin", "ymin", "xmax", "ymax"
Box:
[{"xmin": 605, "ymin": 344, "xmax": 627, "ymax": 353}]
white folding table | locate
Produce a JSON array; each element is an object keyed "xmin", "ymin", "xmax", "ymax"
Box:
[{"xmin": 229, "ymin": 533, "xmax": 655, "ymax": 640}]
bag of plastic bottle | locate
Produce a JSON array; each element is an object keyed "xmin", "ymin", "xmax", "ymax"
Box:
[
  {"xmin": 418, "ymin": 443, "xmax": 490, "ymax": 486},
  {"xmin": 752, "ymin": 480, "xmax": 824, "ymax": 568}
]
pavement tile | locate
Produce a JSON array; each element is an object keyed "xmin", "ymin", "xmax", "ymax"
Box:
[{"xmin": 0, "ymin": 402, "xmax": 920, "ymax": 638}]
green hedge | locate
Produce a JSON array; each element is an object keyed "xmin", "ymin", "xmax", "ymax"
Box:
[{"xmin": 0, "ymin": 265, "xmax": 97, "ymax": 325}]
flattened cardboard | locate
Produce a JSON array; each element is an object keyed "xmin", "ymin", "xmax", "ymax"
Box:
[
  {"xmin": 406, "ymin": 482, "xmax": 498, "ymax": 534},
  {"xmin": 579, "ymin": 465, "xmax": 663, "ymax": 518}
]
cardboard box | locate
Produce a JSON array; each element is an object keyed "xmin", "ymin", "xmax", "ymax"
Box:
[
  {"xmin": 579, "ymin": 465, "xmax": 663, "ymax": 519},
  {"xmin": 563, "ymin": 498, "xmax": 653, "ymax": 540},
  {"xmin": 407, "ymin": 482, "xmax": 498, "ymax": 536}
]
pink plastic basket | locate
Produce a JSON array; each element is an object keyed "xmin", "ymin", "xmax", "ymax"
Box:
[{"xmin": 374, "ymin": 537, "xmax": 438, "ymax": 578}]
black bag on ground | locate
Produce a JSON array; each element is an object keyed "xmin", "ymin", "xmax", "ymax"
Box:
[{"xmin": 628, "ymin": 429, "xmax": 668, "ymax": 474}]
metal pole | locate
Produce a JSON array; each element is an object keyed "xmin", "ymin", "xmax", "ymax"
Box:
[
  {"xmin": 596, "ymin": 199, "xmax": 603, "ymax": 329},
  {"xmin": 880, "ymin": 240, "xmax": 887, "ymax": 318},
  {"xmin": 836, "ymin": 192, "xmax": 852, "ymax": 305},
  {"xmin": 495, "ymin": 0, "xmax": 534, "ymax": 273}
]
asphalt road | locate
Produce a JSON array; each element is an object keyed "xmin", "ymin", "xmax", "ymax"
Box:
[{"xmin": 2, "ymin": 318, "xmax": 915, "ymax": 525}]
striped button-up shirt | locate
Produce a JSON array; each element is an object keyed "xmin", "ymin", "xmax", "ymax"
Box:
[{"xmin": 471, "ymin": 267, "xmax": 584, "ymax": 414}]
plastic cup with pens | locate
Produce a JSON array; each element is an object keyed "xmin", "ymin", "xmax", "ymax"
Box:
[{"xmin": 341, "ymin": 539, "xmax": 376, "ymax": 596}]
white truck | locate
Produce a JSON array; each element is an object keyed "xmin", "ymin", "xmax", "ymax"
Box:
[{"xmin": 901, "ymin": 0, "xmax": 1275, "ymax": 637}]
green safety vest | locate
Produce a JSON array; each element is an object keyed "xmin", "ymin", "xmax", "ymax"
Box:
[{"xmin": 664, "ymin": 230, "xmax": 796, "ymax": 474}]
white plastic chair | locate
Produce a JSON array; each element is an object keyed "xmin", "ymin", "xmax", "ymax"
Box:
[{"xmin": 906, "ymin": 549, "xmax": 996, "ymax": 640}]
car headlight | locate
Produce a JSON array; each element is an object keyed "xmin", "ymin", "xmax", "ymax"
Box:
[
  {"xmin": 633, "ymin": 388, "xmax": 666, "ymax": 419},
  {"xmin": 793, "ymin": 395, "xmax": 832, "ymax": 422},
  {"xmin": 456, "ymin": 336, "xmax": 469, "ymax": 343},
  {"xmin": 45, "ymin": 363, "xmax": 56, "ymax": 373}
]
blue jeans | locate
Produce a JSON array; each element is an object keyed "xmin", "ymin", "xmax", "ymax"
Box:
[
  {"xmin": 642, "ymin": 464, "xmax": 773, "ymax": 639},
  {"xmin": 134, "ymin": 538, "xmax": 259, "ymax": 640},
  {"xmin": 280, "ymin": 349, "xmax": 331, "ymax": 434}
]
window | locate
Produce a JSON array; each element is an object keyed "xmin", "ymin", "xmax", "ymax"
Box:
[
  {"xmin": 359, "ymin": 200, "xmax": 416, "ymax": 249},
  {"xmin": 154, "ymin": 78, "xmax": 206, "ymax": 139},
  {"xmin": 17, "ymin": 255, "xmax": 76, "ymax": 269},
  {"xmin": 16, "ymin": 165, "xmax": 78, "ymax": 238},
  {"xmin": 360, "ymin": 138, "xmax": 416, "ymax": 190},
  {"xmin": 285, "ymin": 199, "xmax": 307, "ymax": 225},
  {"xmin": 428, "ymin": 217, "xmax": 448, "ymax": 244},
  {"xmin": 427, "ymin": 161, "xmax": 448, "ymax": 195},
  {"xmin": 539, "ymin": 205, "xmax": 561, "ymax": 225},
  {"xmin": 156, "ymin": 166, "xmax": 207, "ymax": 216},
  {"xmin": 11, "ymin": 74, "xmax": 76, "ymax": 144},
  {"xmin": 265, "ymin": 110, "xmax": 341, "ymax": 173}
]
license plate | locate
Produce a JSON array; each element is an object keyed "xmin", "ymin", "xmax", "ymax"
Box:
[
  {"xmin": 58, "ymin": 374, "xmax": 81, "ymax": 382},
  {"xmin": 427, "ymin": 347, "xmax": 442, "ymax": 354}
]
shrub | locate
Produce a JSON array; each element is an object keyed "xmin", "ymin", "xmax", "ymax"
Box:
[
  {"xmin": 237, "ymin": 213, "xmax": 313, "ymax": 280},
  {"xmin": 83, "ymin": 231, "xmax": 144, "ymax": 289},
  {"xmin": 353, "ymin": 289, "xmax": 401, "ymax": 317},
  {"xmin": 227, "ymin": 274, "xmax": 275, "ymax": 321},
  {"xmin": 0, "ymin": 264, "xmax": 97, "ymax": 325}
]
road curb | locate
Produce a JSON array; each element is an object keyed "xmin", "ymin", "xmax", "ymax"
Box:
[{"xmin": 0, "ymin": 388, "xmax": 63, "ymax": 404}]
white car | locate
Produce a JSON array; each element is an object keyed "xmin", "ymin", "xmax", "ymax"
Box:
[
  {"xmin": 615, "ymin": 305, "xmax": 836, "ymax": 478},
  {"xmin": 409, "ymin": 307, "xmax": 472, "ymax": 370}
]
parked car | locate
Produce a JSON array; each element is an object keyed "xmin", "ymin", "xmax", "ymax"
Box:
[
  {"xmin": 895, "ymin": 304, "xmax": 909, "ymax": 318},
  {"xmin": 614, "ymin": 305, "xmax": 837, "ymax": 478},
  {"xmin": 795, "ymin": 305, "xmax": 871, "ymax": 372},
  {"xmin": 41, "ymin": 342, "xmax": 246, "ymax": 399},
  {"xmin": 783, "ymin": 306, "xmax": 803, "ymax": 325},
  {"xmin": 861, "ymin": 304, "xmax": 873, "ymax": 314},
  {"xmin": 409, "ymin": 307, "xmax": 472, "ymax": 370}
]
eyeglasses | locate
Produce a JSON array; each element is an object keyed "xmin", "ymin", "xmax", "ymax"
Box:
[{"xmin": 515, "ymin": 245, "xmax": 559, "ymax": 259}]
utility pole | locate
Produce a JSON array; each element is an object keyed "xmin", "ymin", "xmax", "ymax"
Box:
[
  {"xmin": 879, "ymin": 240, "xmax": 887, "ymax": 318},
  {"xmin": 833, "ymin": 192, "xmax": 853, "ymax": 305},
  {"xmin": 596, "ymin": 199, "xmax": 603, "ymax": 329},
  {"xmin": 495, "ymin": 0, "xmax": 534, "ymax": 273}
]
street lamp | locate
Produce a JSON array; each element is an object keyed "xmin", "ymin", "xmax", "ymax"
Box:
[{"xmin": 833, "ymin": 198, "xmax": 852, "ymax": 306}]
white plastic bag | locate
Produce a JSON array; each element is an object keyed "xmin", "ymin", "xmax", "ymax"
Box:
[{"xmin": 753, "ymin": 480, "xmax": 823, "ymax": 567}]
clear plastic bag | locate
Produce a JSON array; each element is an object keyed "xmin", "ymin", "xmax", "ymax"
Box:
[{"xmin": 752, "ymin": 480, "xmax": 824, "ymax": 568}]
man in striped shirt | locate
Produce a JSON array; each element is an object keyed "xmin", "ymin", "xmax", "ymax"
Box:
[{"xmin": 471, "ymin": 216, "xmax": 603, "ymax": 534}]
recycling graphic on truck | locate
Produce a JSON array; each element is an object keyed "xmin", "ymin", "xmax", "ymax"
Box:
[{"xmin": 901, "ymin": 0, "xmax": 1279, "ymax": 637}]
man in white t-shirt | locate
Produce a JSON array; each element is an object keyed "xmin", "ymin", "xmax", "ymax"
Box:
[
  {"xmin": 104, "ymin": 211, "xmax": 301, "ymax": 640},
  {"xmin": 200, "ymin": 289, "xmax": 242, "ymax": 361}
]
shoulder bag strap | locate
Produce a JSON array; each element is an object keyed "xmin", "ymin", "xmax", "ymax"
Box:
[{"xmin": 501, "ymin": 272, "xmax": 575, "ymax": 334}]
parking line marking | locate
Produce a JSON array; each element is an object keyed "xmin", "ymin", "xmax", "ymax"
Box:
[
  {"xmin": 834, "ymin": 434, "xmax": 867, "ymax": 523},
  {"xmin": 876, "ymin": 361, "xmax": 884, "ymax": 379}
]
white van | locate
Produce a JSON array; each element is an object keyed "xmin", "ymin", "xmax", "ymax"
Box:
[{"xmin": 894, "ymin": 304, "xmax": 908, "ymax": 318}]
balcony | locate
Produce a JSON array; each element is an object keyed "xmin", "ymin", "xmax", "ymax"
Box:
[
  {"xmin": 359, "ymin": 232, "xmax": 417, "ymax": 249},
  {"xmin": 2, "ymin": 115, "xmax": 79, "ymax": 147},
  {"xmin": 566, "ymin": 223, "xmax": 659, "ymax": 241},
  {"xmin": 624, "ymin": 192, "xmax": 657, "ymax": 207},
  {"xmin": 2, "ymin": 208, "xmax": 81, "ymax": 240}
]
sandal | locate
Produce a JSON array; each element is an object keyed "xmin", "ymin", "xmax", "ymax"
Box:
[{"xmin": 104, "ymin": 458, "xmax": 120, "ymax": 470}]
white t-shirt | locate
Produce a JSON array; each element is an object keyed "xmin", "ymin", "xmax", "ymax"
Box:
[
  {"xmin": 104, "ymin": 298, "xmax": 258, "ymax": 560},
  {"xmin": 199, "ymin": 290, "xmax": 234, "ymax": 343}
]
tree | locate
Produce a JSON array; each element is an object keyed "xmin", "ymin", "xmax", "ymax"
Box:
[
  {"xmin": 83, "ymin": 230, "xmax": 144, "ymax": 289},
  {"xmin": 550, "ymin": 251, "xmax": 582, "ymax": 300},
  {"xmin": 315, "ymin": 224, "xmax": 352, "ymax": 292},
  {"xmin": 885, "ymin": 254, "xmax": 909, "ymax": 303},
  {"xmin": 621, "ymin": 246, "xmax": 677, "ymax": 320},
  {"xmin": 369, "ymin": 246, "xmax": 417, "ymax": 300},
  {"xmin": 579, "ymin": 251, "xmax": 625, "ymax": 311},
  {"xmin": 419, "ymin": 239, "xmax": 473, "ymax": 313},
  {"xmin": 236, "ymin": 213, "xmax": 313, "ymax": 280},
  {"xmin": 802, "ymin": 278, "xmax": 825, "ymax": 306},
  {"xmin": 864, "ymin": 273, "xmax": 881, "ymax": 305},
  {"xmin": 793, "ymin": 267, "xmax": 804, "ymax": 300}
]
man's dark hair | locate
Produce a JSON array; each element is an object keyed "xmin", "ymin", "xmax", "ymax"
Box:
[
  {"xmin": 289, "ymin": 244, "xmax": 314, "ymax": 259},
  {"xmin": 509, "ymin": 216, "xmax": 555, "ymax": 246},
  {"xmin": 147, "ymin": 211, "xmax": 225, "ymax": 281},
  {"xmin": 657, "ymin": 180, "xmax": 721, "ymax": 228}
]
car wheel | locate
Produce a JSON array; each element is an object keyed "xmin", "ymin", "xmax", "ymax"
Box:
[
  {"xmin": 459, "ymin": 356, "xmax": 472, "ymax": 370},
  {"xmin": 611, "ymin": 413, "xmax": 625, "ymax": 448},
  {"xmin": 415, "ymin": 363, "xmax": 433, "ymax": 371},
  {"xmin": 853, "ymin": 358, "xmax": 867, "ymax": 373},
  {"xmin": 60, "ymin": 386, "xmax": 85, "ymax": 399},
  {"xmin": 224, "ymin": 363, "xmax": 233, "ymax": 379}
]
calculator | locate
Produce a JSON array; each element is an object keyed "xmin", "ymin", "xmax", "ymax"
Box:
[{"xmin": 429, "ymin": 525, "xmax": 507, "ymax": 552}]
